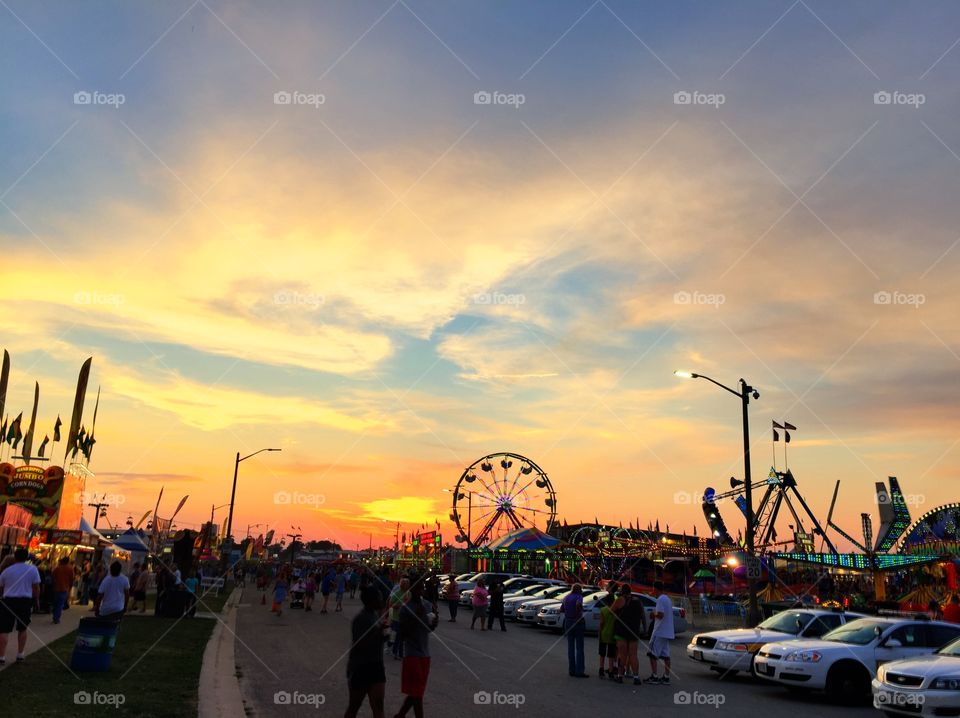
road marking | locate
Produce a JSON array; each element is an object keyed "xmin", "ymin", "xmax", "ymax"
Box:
[{"xmin": 438, "ymin": 634, "xmax": 499, "ymax": 661}]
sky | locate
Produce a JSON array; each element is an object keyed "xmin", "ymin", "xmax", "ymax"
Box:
[{"xmin": 1, "ymin": 1, "xmax": 960, "ymax": 551}]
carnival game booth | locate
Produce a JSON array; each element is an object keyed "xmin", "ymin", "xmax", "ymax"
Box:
[
  {"xmin": 466, "ymin": 527, "xmax": 572, "ymax": 576},
  {"xmin": 0, "ymin": 502, "xmax": 33, "ymax": 554}
]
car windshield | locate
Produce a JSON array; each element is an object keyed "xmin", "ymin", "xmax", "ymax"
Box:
[
  {"xmin": 937, "ymin": 637, "xmax": 960, "ymax": 656},
  {"xmin": 513, "ymin": 585, "xmax": 547, "ymax": 596},
  {"xmin": 757, "ymin": 612, "xmax": 813, "ymax": 635},
  {"xmin": 455, "ymin": 573, "xmax": 477, "ymax": 582},
  {"xmin": 823, "ymin": 619, "xmax": 888, "ymax": 645}
]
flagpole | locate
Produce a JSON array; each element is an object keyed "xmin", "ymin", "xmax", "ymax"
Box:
[{"xmin": 783, "ymin": 422, "xmax": 789, "ymax": 470}]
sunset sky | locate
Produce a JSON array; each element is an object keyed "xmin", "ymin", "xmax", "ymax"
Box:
[{"xmin": 2, "ymin": 1, "xmax": 959, "ymax": 551}]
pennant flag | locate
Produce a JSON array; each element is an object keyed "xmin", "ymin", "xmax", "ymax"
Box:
[
  {"xmin": 53, "ymin": 415, "xmax": 62, "ymax": 442},
  {"xmin": 784, "ymin": 430, "xmax": 791, "ymax": 444},
  {"xmin": 37, "ymin": 435, "xmax": 49, "ymax": 458},
  {"xmin": 6, "ymin": 412, "xmax": 22, "ymax": 444},
  {"xmin": 783, "ymin": 422, "xmax": 797, "ymax": 431},
  {"xmin": 86, "ymin": 387, "xmax": 100, "ymax": 461},
  {"xmin": 0, "ymin": 350, "xmax": 9, "ymax": 431},
  {"xmin": 773, "ymin": 428, "xmax": 779, "ymax": 442},
  {"xmin": 21, "ymin": 382, "xmax": 39, "ymax": 463},
  {"xmin": 9, "ymin": 413, "xmax": 23, "ymax": 449},
  {"xmin": 772, "ymin": 421, "xmax": 785, "ymax": 429},
  {"xmin": 0, "ymin": 416, "xmax": 6, "ymax": 444},
  {"xmin": 65, "ymin": 357, "xmax": 92, "ymax": 462}
]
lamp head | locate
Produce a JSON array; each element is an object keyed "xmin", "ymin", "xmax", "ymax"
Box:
[{"xmin": 674, "ymin": 370, "xmax": 698, "ymax": 379}]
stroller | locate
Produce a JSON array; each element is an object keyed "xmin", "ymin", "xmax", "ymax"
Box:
[{"xmin": 290, "ymin": 579, "xmax": 306, "ymax": 609}]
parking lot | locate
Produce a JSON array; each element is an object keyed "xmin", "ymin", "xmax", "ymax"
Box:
[{"xmin": 234, "ymin": 588, "xmax": 881, "ymax": 717}]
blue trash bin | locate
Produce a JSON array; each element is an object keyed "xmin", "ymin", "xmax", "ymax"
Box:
[{"xmin": 70, "ymin": 617, "xmax": 120, "ymax": 671}]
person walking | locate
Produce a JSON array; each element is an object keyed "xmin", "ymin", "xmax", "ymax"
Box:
[
  {"xmin": 94, "ymin": 561, "xmax": 130, "ymax": 621},
  {"xmin": 272, "ymin": 572, "xmax": 288, "ymax": 617},
  {"xmin": 185, "ymin": 571, "xmax": 199, "ymax": 617},
  {"xmin": 132, "ymin": 565, "xmax": 149, "ymax": 613},
  {"xmin": 389, "ymin": 578, "xmax": 410, "ymax": 659},
  {"xmin": 396, "ymin": 583, "xmax": 438, "ymax": 718},
  {"xmin": 345, "ymin": 587, "xmax": 387, "ymax": 718},
  {"xmin": 320, "ymin": 566, "xmax": 335, "ymax": 614},
  {"xmin": 51, "ymin": 556, "xmax": 74, "ymax": 625},
  {"xmin": 444, "ymin": 576, "xmax": 460, "ymax": 622},
  {"xmin": 335, "ymin": 569, "xmax": 347, "ymax": 612},
  {"xmin": 470, "ymin": 579, "xmax": 488, "ymax": 631},
  {"xmin": 611, "ymin": 584, "xmax": 646, "ymax": 684},
  {"xmin": 560, "ymin": 584, "xmax": 588, "ymax": 678},
  {"xmin": 0, "ymin": 547, "xmax": 41, "ymax": 664},
  {"xmin": 597, "ymin": 593, "xmax": 617, "ymax": 679},
  {"xmin": 645, "ymin": 581, "xmax": 674, "ymax": 685},
  {"xmin": 487, "ymin": 582, "xmax": 506, "ymax": 632},
  {"xmin": 88, "ymin": 563, "xmax": 106, "ymax": 609},
  {"xmin": 304, "ymin": 573, "xmax": 317, "ymax": 612},
  {"xmin": 348, "ymin": 568, "xmax": 360, "ymax": 599}
]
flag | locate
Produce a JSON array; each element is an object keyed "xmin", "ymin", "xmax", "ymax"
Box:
[
  {"xmin": 772, "ymin": 421, "xmax": 785, "ymax": 429},
  {"xmin": 37, "ymin": 435, "xmax": 49, "ymax": 458},
  {"xmin": 86, "ymin": 387, "xmax": 100, "ymax": 461},
  {"xmin": 773, "ymin": 428, "xmax": 779, "ymax": 442},
  {"xmin": 6, "ymin": 412, "xmax": 21, "ymax": 444},
  {"xmin": 0, "ymin": 350, "xmax": 9, "ymax": 431},
  {"xmin": 53, "ymin": 415, "xmax": 62, "ymax": 442},
  {"xmin": 65, "ymin": 357, "xmax": 92, "ymax": 462},
  {"xmin": 0, "ymin": 416, "xmax": 6, "ymax": 444},
  {"xmin": 783, "ymin": 422, "xmax": 797, "ymax": 431},
  {"xmin": 21, "ymin": 382, "xmax": 39, "ymax": 463}
]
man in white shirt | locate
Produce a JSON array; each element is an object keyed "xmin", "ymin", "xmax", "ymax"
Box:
[
  {"xmin": 645, "ymin": 580, "xmax": 675, "ymax": 685},
  {"xmin": 0, "ymin": 547, "xmax": 41, "ymax": 663},
  {"xmin": 95, "ymin": 561, "xmax": 131, "ymax": 620}
]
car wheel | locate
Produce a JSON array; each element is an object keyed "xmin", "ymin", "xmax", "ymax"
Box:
[{"xmin": 825, "ymin": 663, "xmax": 871, "ymax": 705}]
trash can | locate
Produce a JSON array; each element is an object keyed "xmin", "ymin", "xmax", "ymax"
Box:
[{"xmin": 70, "ymin": 617, "xmax": 120, "ymax": 671}]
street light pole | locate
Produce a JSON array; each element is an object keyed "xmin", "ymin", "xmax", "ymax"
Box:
[
  {"xmin": 675, "ymin": 370, "xmax": 761, "ymax": 626},
  {"xmin": 222, "ymin": 447, "xmax": 280, "ymax": 573}
]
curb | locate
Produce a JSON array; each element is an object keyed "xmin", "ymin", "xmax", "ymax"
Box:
[{"xmin": 198, "ymin": 587, "xmax": 245, "ymax": 718}]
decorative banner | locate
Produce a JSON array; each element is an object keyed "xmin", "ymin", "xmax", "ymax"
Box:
[{"xmin": 0, "ymin": 463, "xmax": 70, "ymax": 529}]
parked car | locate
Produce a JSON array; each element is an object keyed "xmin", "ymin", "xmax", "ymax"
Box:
[
  {"xmin": 755, "ymin": 617, "xmax": 960, "ymax": 704},
  {"xmin": 460, "ymin": 577, "xmax": 561, "ymax": 606},
  {"xmin": 504, "ymin": 585, "xmax": 568, "ymax": 619},
  {"xmin": 687, "ymin": 609, "xmax": 864, "ymax": 676},
  {"xmin": 456, "ymin": 572, "xmax": 528, "ymax": 594},
  {"xmin": 583, "ymin": 592, "xmax": 688, "ymax": 636},
  {"xmin": 537, "ymin": 591, "xmax": 607, "ymax": 630},
  {"xmin": 872, "ymin": 634, "xmax": 960, "ymax": 717},
  {"xmin": 517, "ymin": 587, "xmax": 601, "ymax": 624}
]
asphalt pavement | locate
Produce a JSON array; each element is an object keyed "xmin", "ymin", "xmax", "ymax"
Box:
[{"xmin": 234, "ymin": 588, "xmax": 880, "ymax": 718}]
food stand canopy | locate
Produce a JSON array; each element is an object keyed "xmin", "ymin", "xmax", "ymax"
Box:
[
  {"xmin": 485, "ymin": 527, "xmax": 562, "ymax": 551},
  {"xmin": 112, "ymin": 528, "xmax": 150, "ymax": 552}
]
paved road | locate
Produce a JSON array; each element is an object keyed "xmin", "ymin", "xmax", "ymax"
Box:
[{"xmin": 234, "ymin": 588, "xmax": 879, "ymax": 718}]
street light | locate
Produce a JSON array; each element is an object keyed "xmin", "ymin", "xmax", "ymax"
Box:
[
  {"xmin": 675, "ymin": 369, "xmax": 761, "ymax": 626},
  {"xmin": 221, "ymin": 448, "xmax": 281, "ymax": 572}
]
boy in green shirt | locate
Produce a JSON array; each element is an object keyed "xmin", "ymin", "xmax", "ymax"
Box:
[{"xmin": 598, "ymin": 594, "xmax": 617, "ymax": 678}]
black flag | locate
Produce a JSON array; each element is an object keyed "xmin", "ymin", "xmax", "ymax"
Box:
[
  {"xmin": 53, "ymin": 415, "xmax": 62, "ymax": 442},
  {"xmin": 37, "ymin": 435, "xmax": 49, "ymax": 458}
]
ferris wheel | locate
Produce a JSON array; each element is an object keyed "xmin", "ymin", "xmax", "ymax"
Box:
[{"xmin": 449, "ymin": 452, "xmax": 557, "ymax": 548}]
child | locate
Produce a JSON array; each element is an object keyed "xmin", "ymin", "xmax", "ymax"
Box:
[{"xmin": 598, "ymin": 593, "xmax": 617, "ymax": 678}]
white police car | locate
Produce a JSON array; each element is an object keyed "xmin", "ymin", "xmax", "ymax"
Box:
[
  {"xmin": 872, "ymin": 635, "xmax": 960, "ymax": 717},
  {"xmin": 687, "ymin": 609, "xmax": 862, "ymax": 676},
  {"xmin": 754, "ymin": 617, "xmax": 960, "ymax": 704}
]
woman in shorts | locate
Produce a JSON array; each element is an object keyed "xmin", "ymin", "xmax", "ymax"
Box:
[
  {"xmin": 611, "ymin": 584, "xmax": 646, "ymax": 684},
  {"xmin": 597, "ymin": 593, "xmax": 617, "ymax": 678}
]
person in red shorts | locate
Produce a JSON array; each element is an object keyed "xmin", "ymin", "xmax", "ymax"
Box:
[{"xmin": 396, "ymin": 581, "xmax": 437, "ymax": 718}]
